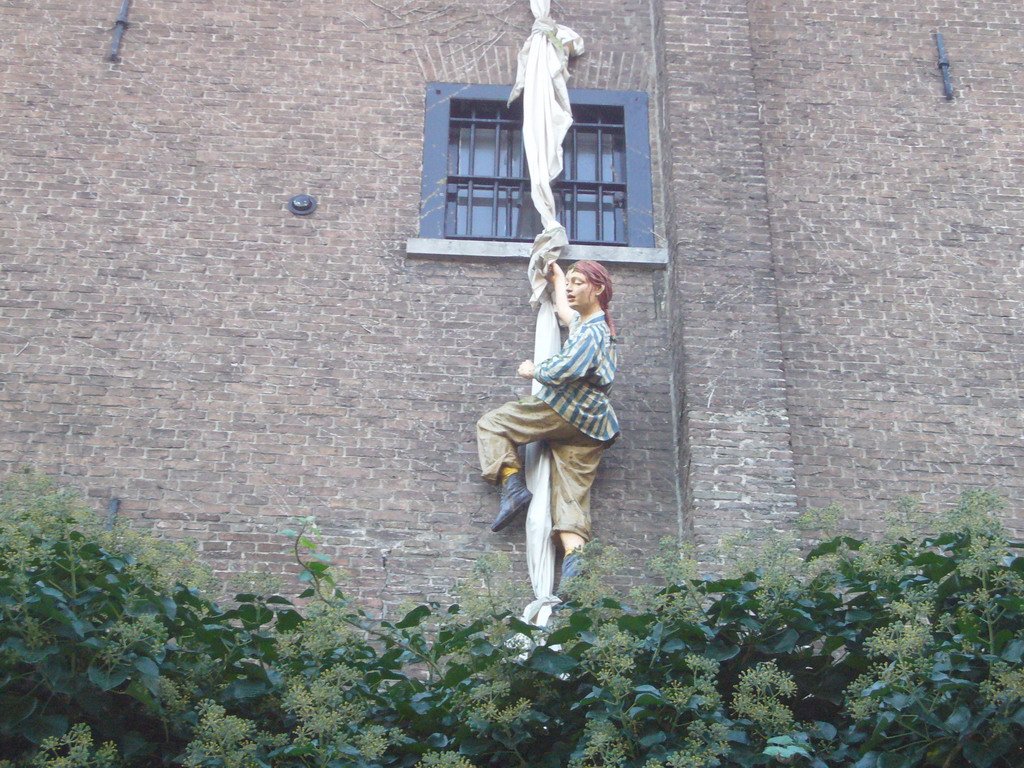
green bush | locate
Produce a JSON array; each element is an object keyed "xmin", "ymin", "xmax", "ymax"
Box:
[{"xmin": 1, "ymin": 470, "xmax": 1022, "ymax": 768}]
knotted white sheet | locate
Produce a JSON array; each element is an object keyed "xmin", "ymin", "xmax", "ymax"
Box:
[{"xmin": 508, "ymin": 0, "xmax": 583, "ymax": 628}]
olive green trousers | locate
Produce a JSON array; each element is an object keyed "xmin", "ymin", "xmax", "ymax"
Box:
[{"xmin": 476, "ymin": 396, "xmax": 606, "ymax": 541}]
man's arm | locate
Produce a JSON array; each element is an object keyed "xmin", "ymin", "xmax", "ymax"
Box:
[
  {"xmin": 532, "ymin": 327, "xmax": 600, "ymax": 387},
  {"xmin": 546, "ymin": 262, "xmax": 574, "ymax": 327},
  {"xmin": 519, "ymin": 326, "xmax": 600, "ymax": 383}
]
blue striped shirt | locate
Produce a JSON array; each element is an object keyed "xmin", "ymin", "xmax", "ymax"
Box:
[{"xmin": 534, "ymin": 312, "xmax": 619, "ymax": 442}]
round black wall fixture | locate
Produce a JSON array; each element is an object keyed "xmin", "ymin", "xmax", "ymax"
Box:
[{"xmin": 287, "ymin": 194, "xmax": 318, "ymax": 215}]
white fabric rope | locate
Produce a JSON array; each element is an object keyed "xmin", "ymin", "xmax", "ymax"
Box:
[{"xmin": 508, "ymin": 0, "xmax": 583, "ymax": 628}]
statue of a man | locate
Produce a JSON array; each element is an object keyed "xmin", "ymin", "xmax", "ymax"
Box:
[{"xmin": 476, "ymin": 260, "xmax": 619, "ymax": 591}]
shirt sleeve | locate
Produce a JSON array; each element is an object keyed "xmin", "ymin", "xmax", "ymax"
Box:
[{"xmin": 533, "ymin": 326, "xmax": 600, "ymax": 387}]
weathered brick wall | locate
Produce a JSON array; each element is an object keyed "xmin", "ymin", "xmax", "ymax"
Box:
[
  {"xmin": 746, "ymin": 0, "xmax": 1024, "ymax": 534},
  {"xmin": 3, "ymin": 0, "xmax": 1021, "ymax": 609},
  {"xmin": 657, "ymin": 0, "xmax": 800, "ymax": 550},
  {"xmin": 0, "ymin": 0, "xmax": 678, "ymax": 610}
]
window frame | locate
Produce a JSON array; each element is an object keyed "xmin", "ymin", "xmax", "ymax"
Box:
[{"xmin": 419, "ymin": 83, "xmax": 656, "ymax": 249}]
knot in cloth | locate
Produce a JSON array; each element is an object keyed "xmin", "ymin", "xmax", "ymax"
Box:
[
  {"xmin": 532, "ymin": 16, "xmax": 557, "ymax": 36},
  {"xmin": 532, "ymin": 17, "xmax": 573, "ymax": 60}
]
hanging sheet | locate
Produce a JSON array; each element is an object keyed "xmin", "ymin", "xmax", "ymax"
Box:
[{"xmin": 508, "ymin": 0, "xmax": 583, "ymax": 627}]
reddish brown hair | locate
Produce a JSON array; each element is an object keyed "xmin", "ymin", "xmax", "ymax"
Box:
[{"xmin": 568, "ymin": 260, "xmax": 616, "ymax": 337}]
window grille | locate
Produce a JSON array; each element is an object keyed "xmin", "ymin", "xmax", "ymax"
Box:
[
  {"xmin": 420, "ymin": 84, "xmax": 655, "ymax": 249},
  {"xmin": 445, "ymin": 101, "xmax": 627, "ymax": 245}
]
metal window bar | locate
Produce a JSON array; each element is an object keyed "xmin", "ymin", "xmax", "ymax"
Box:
[
  {"xmin": 570, "ymin": 184, "xmax": 578, "ymax": 240},
  {"xmin": 446, "ymin": 102, "xmax": 626, "ymax": 244},
  {"xmin": 493, "ymin": 119, "xmax": 501, "ymax": 177},
  {"xmin": 571, "ymin": 129, "xmax": 578, "ymax": 182},
  {"xmin": 490, "ymin": 180, "xmax": 500, "ymax": 237},
  {"xmin": 445, "ymin": 181, "xmax": 627, "ymax": 244}
]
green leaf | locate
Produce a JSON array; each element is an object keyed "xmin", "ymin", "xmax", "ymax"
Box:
[
  {"xmin": 568, "ymin": 610, "xmax": 594, "ymax": 631},
  {"xmin": 1000, "ymin": 638, "xmax": 1024, "ymax": 662},
  {"xmin": 963, "ymin": 739, "xmax": 1003, "ymax": 768},
  {"xmin": 134, "ymin": 657, "xmax": 160, "ymax": 677},
  {"xmin": 443, "ymin": 663, "xmax": 471, "ymax": 687},
  {"xmin": 723, "ymin": 730, "xmax": 747, "ymax": 746},
  {"xmin": 633, "ymin": 684, "xmax": 664, "ymax": 699},
  {"xmin": 237, "ymin": 603, "xmax": 274, "ymax": 627},
  {"xmin": 639, "ymin": 730, "xmax": 667, "ymax": 748},
  {"xmin": 878, "ymin": 752, "xmax": 914, "ymax": 768},
  {"xmin": 87, "ymin": 663, "xmax": 130, "ymax": 691},
  {"xmin": 470, "ymin": 639, "xmax": 496, "ymax": 657},
  {"xmin": 2, "ymin": 637, "xmax": 56, "ymax": 664},
  {"xmin": 119, "ymin": 731, "xmax": 154, "ymax": 761},
  {"xmin": 0, "ymin": 695, "xmax": 37, "ymax": 726},
  {"xmin": 425, "ymin": 732, "xmax": 449, "ymax": 748},
  {"xmin": 812, "ymin": 720, "xmax": 837, "ymax": 740},
  {"xmin": 945, "ymin": 706, "xmax": 971, "ymax": 733},
  {"xmin": 125, "ymin": 680, "xmax": 157, "ymax": 710},
  {"xmin": 409, "ymin": 692, "xmax": 433, "ymax": 715},
  {"xmin": 852, "ymin": 753, "xmax": 879, "ymax": 768},
  {"xmin": 846, "ymin": 609, "xmax": 874, "ymax": 622},
  {"xmin": 528, "ymin": 646, "xmax": 578, "ymax": 677},
  {"xmin": 759, "ymin": 627, "xmax": 800, "ymax": 653},
  {"xmin": 19, "ymin": 713, "xmax": 69, "ymax": 745},
  {"xmin": 618, "ymin": 613, "xmax": 654, "ymax": 635},
  {"xmin": 274, "ymin": 608, "xmax": 304, "ymax": 632},
  {"xmin": 35, "ymin": 585, "xmax": 66, "ymax": 600},
  {"xmin": 507, "ymin": 616, "xmax": 539, "ymax": 636},
  {"xmin": 578, "ymin": 630, "xmax": 599, "ymax": 645},
  {"xmin": 705, "ymin": 638, "xmax": 740, "ymax": 661},
  {"xmin": 222, "ymin": 677, "xmax": 271, "ymax": 700},
  {"xmin": 766, "ymin": 745, "xmax": 809, "ymax": 759},
  {"xmin": 396, "ymin": 604, "xmax": 432, "ymax": 629}
]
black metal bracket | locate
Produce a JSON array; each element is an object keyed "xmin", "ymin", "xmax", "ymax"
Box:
[
  {"xmin": 934, "ymin": 32, "xmax": 954, "ymax": 101},
  {"xmin": 106, "ymin": 498, "xmax": 121, "ymax": 530},
  {"xmin": 108, "ymin": 0, "xmax": 131, "ymax": 61}
]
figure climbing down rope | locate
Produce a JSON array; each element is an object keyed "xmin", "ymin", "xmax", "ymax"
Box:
[
  {"xmin": 479, "ymin": 0, "xmax": 592, "ymax": 626},
  {"xmin": 476, "ymin": 259, "xmax": 619, "ymax": 599}
]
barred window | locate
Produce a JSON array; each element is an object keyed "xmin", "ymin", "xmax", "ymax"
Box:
[{"xmin": 420, "ymin": 84, "xmax": 654, "ymax": 249}]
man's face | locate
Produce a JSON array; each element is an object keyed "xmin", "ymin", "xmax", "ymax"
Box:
[{"xmin": 566, "ymin": 269, "xmax": 603, "ymax": 314}]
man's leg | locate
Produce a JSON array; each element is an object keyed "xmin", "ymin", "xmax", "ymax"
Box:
[
  {"xmin": 476, "ymin": 397, "xmax": 582, "ymax": 484},
  {"xmin": 549, "ymin": 440, "xmax": 604, "ymax": 542},
  {"xmin": 549, "ymin": 439, "xmax": 605, "ymax": 590},
  {"xmin": 477, "ymin": 397, "xmax": 584, "ymax": 531}
]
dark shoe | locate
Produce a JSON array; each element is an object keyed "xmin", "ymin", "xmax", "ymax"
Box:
[
  {"xmin": 490, "ymin": 472, "xmax": 532, "ymax": 532},
  {"xmin": 560, "ymin": 550, "xmax": 581, "ymax": 583},
  {"xmin": 555, "ymin": 550, "xmax": 582, "ymax": 605}
]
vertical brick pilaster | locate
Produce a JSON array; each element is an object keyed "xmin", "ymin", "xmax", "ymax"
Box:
[{"xmin": 657, "ymin": 0, "xmax": 798, "ymax": 549}]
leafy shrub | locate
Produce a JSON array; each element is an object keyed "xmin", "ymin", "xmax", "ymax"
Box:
[{"xmin": 1, "ymin": 471, "xmax": 1022, "ymax": 768}]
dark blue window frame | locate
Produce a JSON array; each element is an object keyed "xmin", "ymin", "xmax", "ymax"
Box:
[{"xmin": 419, "ymin": 83, "xmax": 655, "ymax": 249}]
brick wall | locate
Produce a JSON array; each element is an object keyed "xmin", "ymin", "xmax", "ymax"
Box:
[
  {"xmin": 0, "ymin": 0, "xmax": 678, "ymax": 610},
  {"xmin": 747, "ymin": 0, "xmax": 1024, "ymax": 534},
  {"xmin": 657, "ymin": 0, "xmax": 799, "ymax": 550},
  {"xmin": 2, "ymin": 0, "xmax": 1021, "ymax": 609}
]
